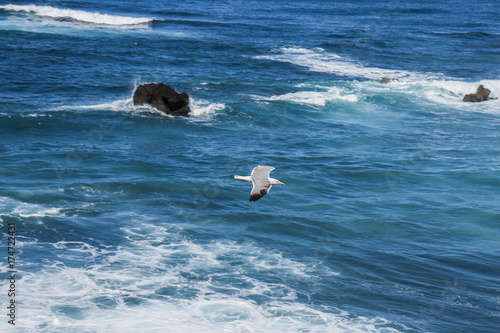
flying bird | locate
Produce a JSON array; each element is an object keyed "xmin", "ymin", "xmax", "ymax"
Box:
[{"xmin": 234, "ymin": 165, "xmax": 284, "ymax": 202}]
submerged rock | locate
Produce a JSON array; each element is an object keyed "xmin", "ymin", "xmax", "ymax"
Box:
[
  {"xmin": 133, "ymin": 83, "xmax": 190, "ymax": 116},
  {"xmin": 380, "ymin": 77, "xmax": 399, "ymax": 84},
  {"xmin": 380, "ymin": 77, "xmax": 399, "ymax": 83},
  {"xmin": 463, "ymin": 85, "xmax": 492, "ymax": 102}
]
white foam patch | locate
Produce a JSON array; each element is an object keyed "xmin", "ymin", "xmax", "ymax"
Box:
[
  {"xmin": 189, "ymin": 97, "xmax": 226, "ymax": 116},
  {"xmin": 252, "ymin": 78, "xmax": 500, "ymax": 114},
  {"xmin": 253, "ymin": 86, "xmax": 358, "ymax": 106},
  {"xmin": 81, "ymin": 97, "xmax": 225, "ymax": 117},
  {"xmin": 371, "ymin": 79, "xmax": 500, "ymax": 112},
  {"xmin": 254, "ymin": 47, "xmax": 500, "ymax": 112},
  {"xmin": 0, "ymin": 4, "xmax": 154, "ymax": 25},
  {"xmin": 0, "ymin": 196, "xmax": 62, "ymax": 218},
  {"xmin": 79, "ymin": 98, "xmax": 174, "ymax": 118},
  {"xmin": 255, "ymin": 46, "xmax": 439, "ymax": 81},
  {"xmin": 78, "ymin": 98, "xmax": 172, "ymax": 118},
  {"xmin": 5, "ymin": 221, "xmax": 403, "ymax": 332},
  {"xmin": 426, "ymin": 79, "xmax": 500, "ymax": 109},
  {"xmin": 80, "ymin": 98, "xmax": 137, "ymax": 112}
]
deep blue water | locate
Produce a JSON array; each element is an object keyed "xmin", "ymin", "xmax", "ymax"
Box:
[{"xmin": 1, "ymin": 1, "xmax": 500, "ymax": 332}]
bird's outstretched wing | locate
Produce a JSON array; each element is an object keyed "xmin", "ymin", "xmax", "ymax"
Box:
[
  {"xmin": 251, "ymin": 165, "xmax": 275, "ymax": 178},
  {"xmin": 250, "ymin": 182, "xmax": 271, "ymax": 202},
  {"xmin": 249, "ymin": 166, "xmax": 275, "ymax": 202}
]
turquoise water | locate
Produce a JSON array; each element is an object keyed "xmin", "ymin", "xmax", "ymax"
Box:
[{"xmin": 1, "ymin": 1, "xmax": 499, "ymax": 332}]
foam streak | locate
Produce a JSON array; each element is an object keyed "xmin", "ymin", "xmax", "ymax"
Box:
[
  {"xmin": 0, "ymin": 4, "xmax": 154, "ymax": 25},
  {"xmin": 255, "ymin": 46, "xmax": 438, "ymax": 81}
]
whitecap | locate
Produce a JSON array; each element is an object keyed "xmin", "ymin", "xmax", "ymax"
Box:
[
  {"xmin": 80, "ymin": 98, "xmax": 137, "ymax": 112},
  {"xmin": 189, "ymin": 97, "xmax": 226, "ymax": 116},
  {"xmin": 0, "ymin": 4, "xmax": 154, "ymax": 26},
  {"xmin": 0, "ymin": 196, "xmax": 62, "ymax": 218},
  {"xmin": 426, "ymin": 79, "xmax": 500, "ymax": 104},
  {"xmin": 9, "ymin": 221, "xmax": 405, "ymax": 333},
  {"xmin": 253, "ymin": 86, "xmax": 358, "ymax": 106},
  {"xmin": 254, "ymin": 47, "xmax": 499, "ymax": 112},
  {"xmin": 255, "ymin": 46, "xmax": 439, "ymax": 81},
  {"xmin": 254, "ymin": 77, "xmax": 500, "ymax": 114},
  {"xmin": 374, "ymin": 79, "xmax": 500, "ymax": 112},
  {"xmin": 81, "ymin": 96, "xmax": 225, "ymax": 117}
]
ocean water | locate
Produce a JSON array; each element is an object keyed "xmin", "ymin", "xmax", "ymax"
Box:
[{"xmin": 1, "ymin": 1, "xmax": 500, "ymax": 332}]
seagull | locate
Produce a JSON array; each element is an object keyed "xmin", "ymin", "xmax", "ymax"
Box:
[{"xmin": 234, "ymin": 165, "xmax": 284, "ymax": 202}]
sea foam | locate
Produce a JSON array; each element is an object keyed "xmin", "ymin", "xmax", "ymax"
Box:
[
  {"xmin": 252, "ymin": 75, "xmax": 500, "ymax": 111},
  {"xmin": 378, "ymin": 79, "xmax": 500, "ymax": 110},
  {"xmin": 0, "ymin": 196, "xmax": 62, "ymax": 218},
  {"xmin": 255, "ymin": 46, "xmax": 439, "ymax": 81},
  {"xmin": 253, "ymin": 86, "xmax": 358, "ymax": 106},
  {"xmin": 9, "ymin": 221, "xmax": 404, "ymax": 333},
  {"xmin": 189, "ymin": 97, "xmax": 226, "ymax": 116},
  {"xmin": 0, "ymin": 4, "xmax": 154, "ymax": 25},
  {"xmin": 81, "ymin": 96, "xmax": 225, "ymax": 117},
  {"xmin": 254, "ymin": 47, "xmax": 500, "ymax": 110}
]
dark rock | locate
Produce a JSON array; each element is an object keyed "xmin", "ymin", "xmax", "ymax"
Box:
[
  {"xmin": 380, "ymin": 77, "xmax": 399, "ymax": 84},
  {"xmin": 463, "ymin": 85, "xmax": 491, "ymax": 102},
  {"xmin": 133, "ymin": 83, "xmax": 190, "ymax": 116}
]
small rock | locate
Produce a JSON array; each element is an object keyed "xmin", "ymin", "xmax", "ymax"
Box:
[
  {"xmin": 380, "ymin": 77, "xmax": 399, "ymax": 84},
  {"xmin": 133, "ymin": 83, "xmax": 190, "ymax": 116},
  {"xmin": 463, "ymin": 85, "xmax": 492, "ymax": 102}
]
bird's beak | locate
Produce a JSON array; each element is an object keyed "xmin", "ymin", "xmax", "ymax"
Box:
[{"xmin": 279, "ymin": 182, "xmax": 285, "ymax": 185}]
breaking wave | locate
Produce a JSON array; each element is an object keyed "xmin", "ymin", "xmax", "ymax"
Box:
[
  {"xmin": 253, "ymin": 85, "xmax": 358, "ymax": 106},
  {"xmin": 0, "ymin": 196, "xmax": 63, "ymax": 218},
  {"xmin": 189, "ymin": 98, "xmax": 226, "ymax": 116},
  {"xmin": 8, "ymin": 220, "xmax": 405, "ymax": 333},
  {"xmin": 252, "ymin": 47, "xmax": 500, "ymax": 109},
  {"xmin": 0, "ymin": 4, "xmax": 154, "ymax": 25},
  {"xmin": 81, "ymin": 97, "xmax": 225, "ymax": 117},
  {"xmin": 253, "ymin": 79, "xmax": 500, "ymax": 111},
  {"xmin": 254, "ymin": 46, "xmax": 440, "ymax": 81}
]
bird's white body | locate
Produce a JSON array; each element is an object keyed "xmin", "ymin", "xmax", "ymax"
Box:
[
  {"xmin": 234, "ymin": 165, "xmax": 284, "ymax": 202},
  {"xmin": 233, "ymin": 175, "xmax": 252, "ymax": 182}
]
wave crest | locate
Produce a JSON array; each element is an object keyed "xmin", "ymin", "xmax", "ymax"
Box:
[
  {"xmin": 253, "ymin": 86, "xmax": 358, "ymax": 106},
  {"xmin": 255, "ymin": 46, "xmax": 439, "ymax": 81},
  {"xmin": 0, "ymin": 4, "xmax": 154, "ymax": 25}
]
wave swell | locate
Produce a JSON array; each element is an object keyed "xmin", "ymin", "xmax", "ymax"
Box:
[
  {"xmin": 253, "ymin": 86, "xmax": 358, "ymax": 106},
  {"xmin": 0, "ymin": 4, "xmax": 154, "ymax": 25},
  {"xmin": 255, "ymin": 46, "xmax": 440, "ymax": 81}
]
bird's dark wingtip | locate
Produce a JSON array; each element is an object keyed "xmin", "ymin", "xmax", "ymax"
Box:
[{"xmin": 250, "ymin": 194, "xmax": 263, "ymax": 202}]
